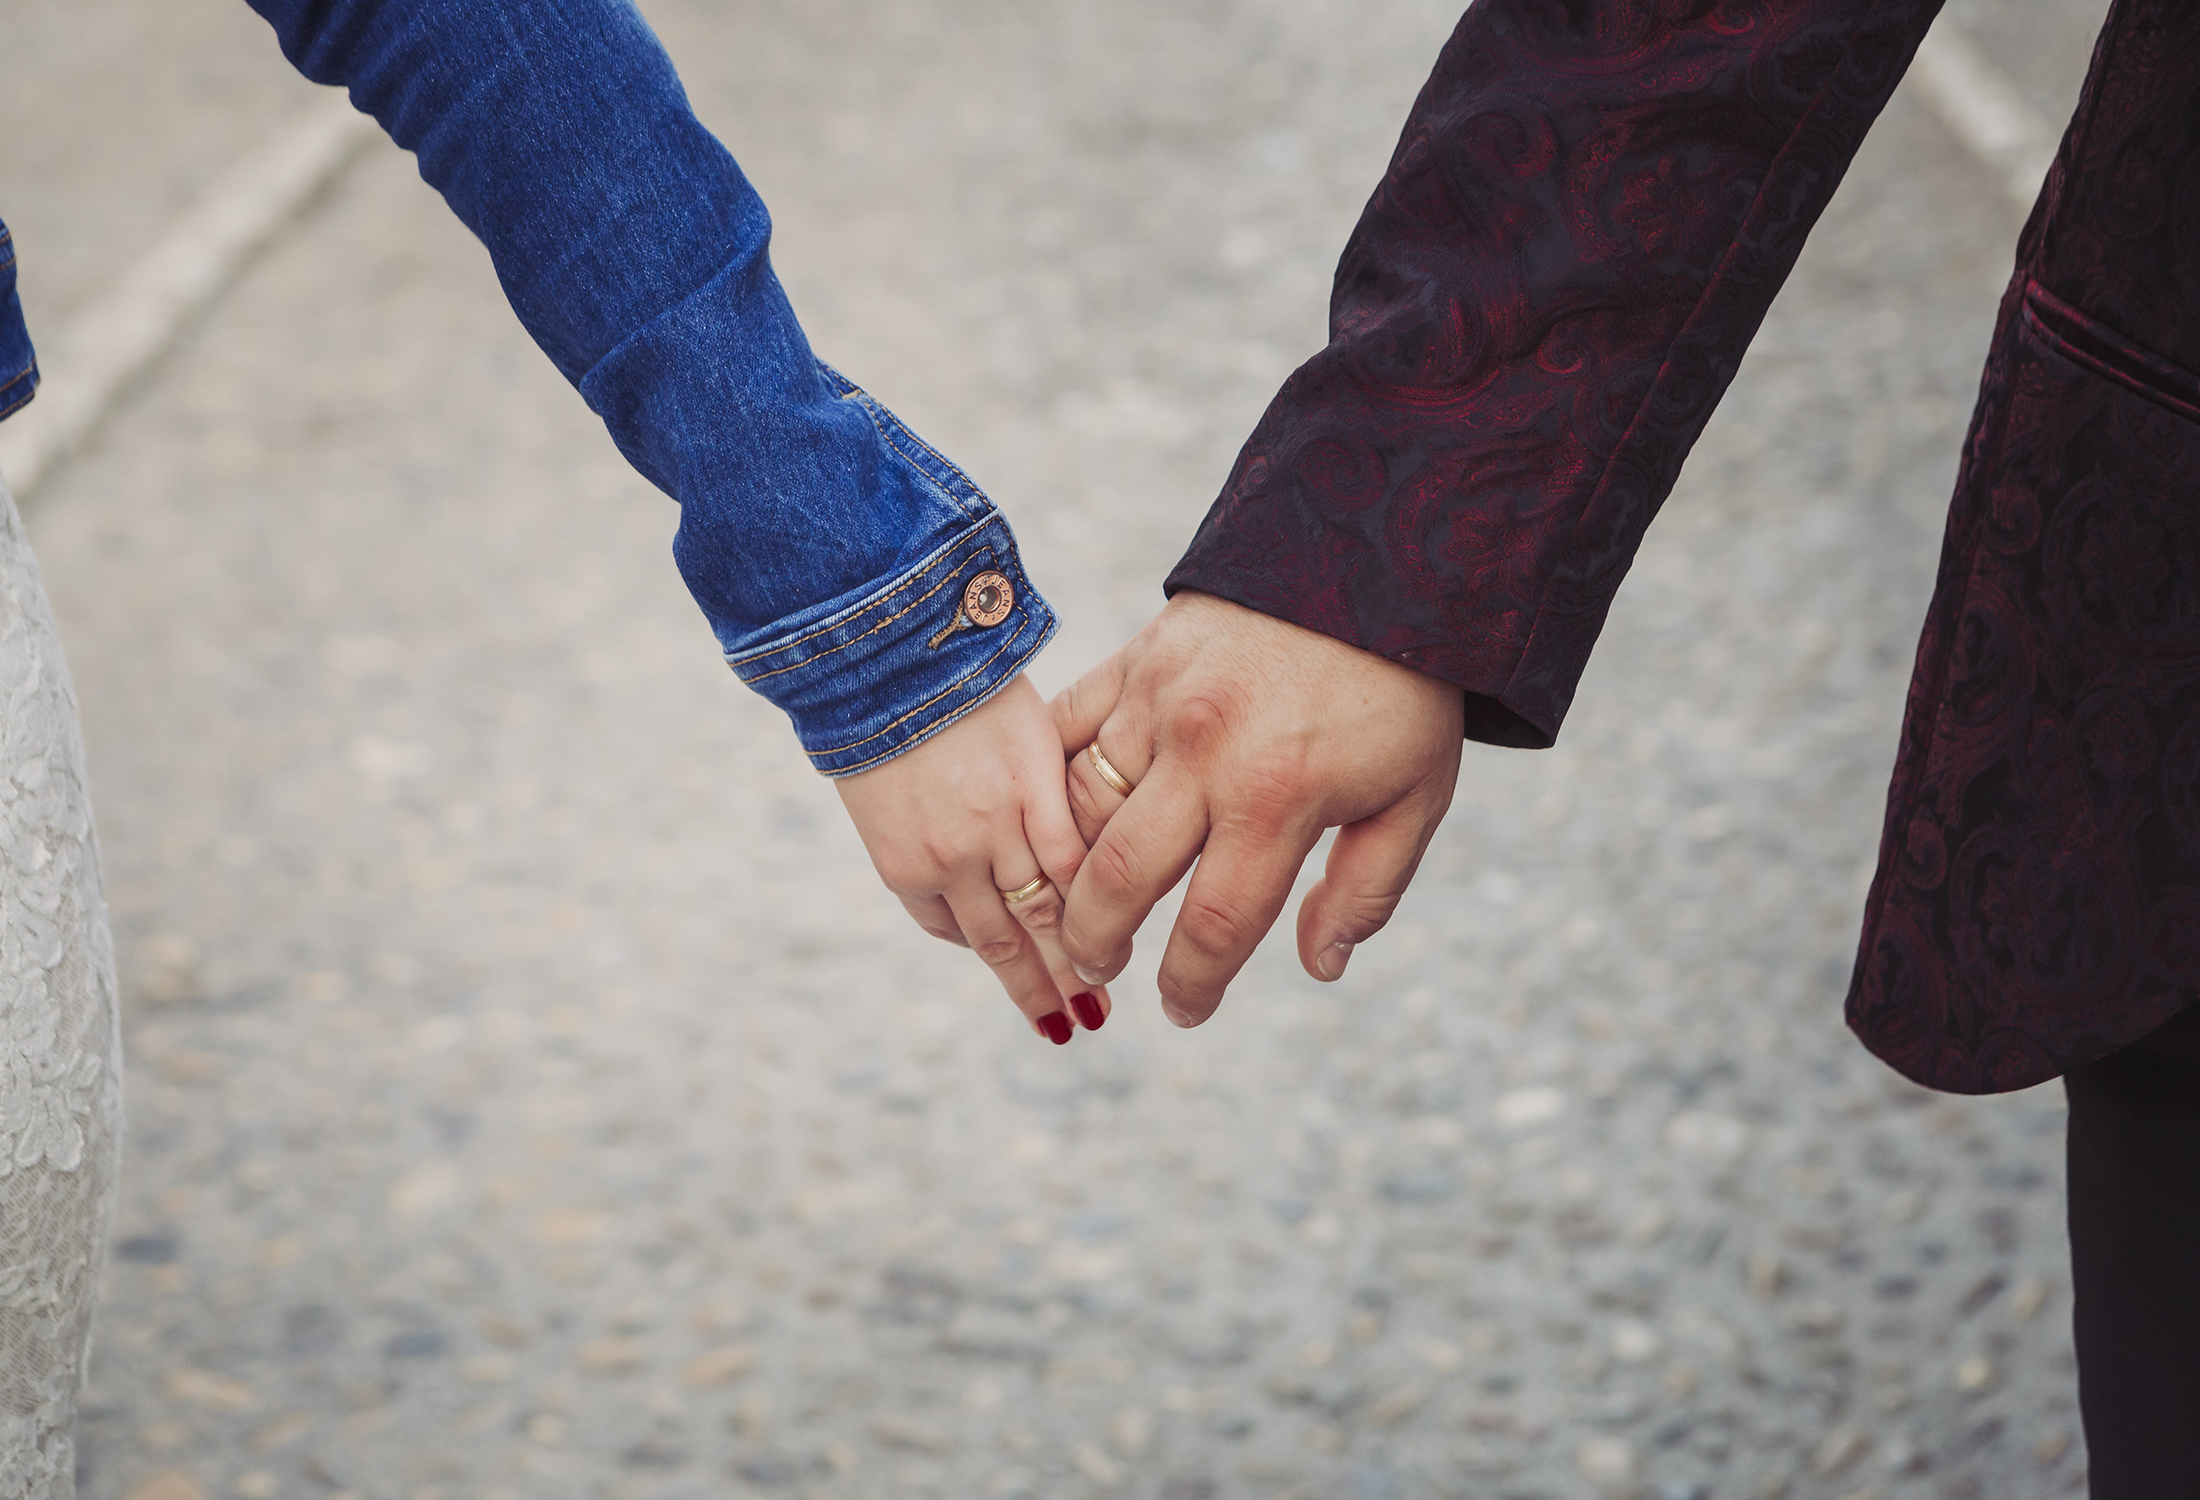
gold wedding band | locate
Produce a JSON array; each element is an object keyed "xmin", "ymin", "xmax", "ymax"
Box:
[
  {"xmin": 1087, "ymin": 742, "xmax": 1134, "ymax": 797},
  {"xmin": 999, "ymin": 874, "xmax": 1052, "ymax": 905}
]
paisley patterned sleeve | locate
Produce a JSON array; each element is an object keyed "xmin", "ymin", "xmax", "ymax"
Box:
[{"xmin": 1167, "ymin": 0, "xmax": 1946, "ymax": 747}]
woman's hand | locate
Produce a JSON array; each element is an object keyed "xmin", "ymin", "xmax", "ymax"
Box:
[{"xmin": 834, "ymin": 674, "xmax": 1110, "ymax": 1042}]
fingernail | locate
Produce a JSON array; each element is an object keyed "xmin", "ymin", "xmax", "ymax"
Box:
[
  {"xmin": 1316, "ymin": 940, "xmax": 1355, "ymax": 981},
  {"xmin": 1070, "ymin": 992, "xmax": 1106, "ymax": 1031},
  {"xmin": 1074, "ymin": 964, "xmax": 1108, "ymax": 986},
  {"xmin": 1164, "ymin": 1004, "xmax": 1196, "ymax": 1028},
  {"xmin": 1037, "ymin": 1012, "xmax": 1073, "ymax": 1045}
]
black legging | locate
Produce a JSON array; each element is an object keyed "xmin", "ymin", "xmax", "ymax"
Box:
[{"xmin": 2066, "ymin": 1003, "xmax": 2200, "ymax": 1498}]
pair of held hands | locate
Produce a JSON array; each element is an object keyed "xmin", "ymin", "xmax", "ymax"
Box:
[{"xmin": 835, "ymin": 591, "xmax": 1467, "ymax": 1040}]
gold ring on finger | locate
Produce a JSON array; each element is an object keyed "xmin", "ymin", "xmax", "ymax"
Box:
[
  {"xmin": 999, "ymin": 874, "xmax": 1052, "ymax": 905},
  {"xmin": 1087, "ymin": 742, "xmax": 1134, "ymax": 797}
]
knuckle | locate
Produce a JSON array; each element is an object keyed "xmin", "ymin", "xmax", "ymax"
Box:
[
  {"xmin": 1010, "ymin": 891, "xmax": 1064, "ymax": 932},
  {"xmin": 1168, "ymin": 691, "xmax": 1237, "ymax": 758},
  {"xmin": 871, "ymin": 855, "xmax": 929, "ymax": 895},
  {"xmin": 1328, "ymin": 892, "xmax": 1399, "ymax": 928},
  {"xmin": 1336, "ymin": 902, "xmax": 1398, "ymax": 941},
  {"xmin": 1057, "ymin": 915, "xmax": 1118, "ymax": 972},
  {"xmin": 916, "ymin": 830, "xmax": 975, "ymax": 873},
  {"xmin": 1156, "ymin": 970, "xmax": 1217, "ymax": 1018},
  {"xmin": 1176, "ymin": 892, "xmax": 1257, "ymax": 962},
  {"xmin": 970, "ymin": 932, "xmax": 1027, "ymax": 968},
  {"xmin": 1043, "ymin": 842, "xmax": 1087, "ymax": 888},
  {"xmin": 1057, "ymin": 922, "xmax": 1104, "ymax": 969},
  {"xmin": 1083, "ymin": 834, "xmax": 1142, "ymax": 896}
]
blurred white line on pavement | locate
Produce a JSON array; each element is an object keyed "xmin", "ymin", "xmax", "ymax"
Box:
[
  {"xmin": 0, "ymin": 92, "xmax": 377, "ymax": 501},
  {"xmin": 1908, "ymin": 22, "xmax": 2062, "ymax": 214}
]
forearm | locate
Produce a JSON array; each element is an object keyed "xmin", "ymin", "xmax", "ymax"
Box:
[
  {"xmin": 1168, "ymin": 0, "xmax": 1944, "ymax": 747},
  {"xmin": 246, "ymin": 0, "xmax": 1053, "ymax": 772}
]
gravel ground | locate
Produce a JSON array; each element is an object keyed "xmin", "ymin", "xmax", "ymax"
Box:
[{"xmin": 2, "ymin": 1, "xmax": 2110, "ymax": 1497}]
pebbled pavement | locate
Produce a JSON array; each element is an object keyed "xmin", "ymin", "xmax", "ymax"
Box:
[{"xmin": 3, "ymin": 1, "xmax": 2108, "ymax": 1497}]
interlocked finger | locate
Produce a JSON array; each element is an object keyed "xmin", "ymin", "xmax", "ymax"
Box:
[
  {"xmin": 997, "ymin": 868, "xmax": 1066, "ymax": 932},
  {"xmin": 1066, "ymin": 729, "xmax": 1152, "ymax": 847},
  {"xmin": 1014, "ymin": 770, "xmax": 1109, "ymax": 1033},
  {"xmin": 946, "ymin": 879, "xmax": 1071, "ymax": 1042},
  {"xmin": 1060, "ymin": 757, "xmax": 1207, "ymax": 987},
  {"xmin": 1086, "ymin": 742, "xmax": 1134, "ymax": 796},
  {"xmin": 992, "ymin": 873, "xmax": 1110, "ymax": 1031}
]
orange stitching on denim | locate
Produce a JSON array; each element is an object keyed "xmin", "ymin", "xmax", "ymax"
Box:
[
  {"xmin": 735, "ymin": 564, "xmax": 957, "ymax": 681},
  {"xmin": 0, "ymin": 374, "xmax": 35, "ymax": 422},
  {"xmin": 733, "ymin": 541, "xmax": 1000, "ymax": 685},
  {"xmin": 819, "ymin": 680, "xmax": 998, "ymax": 777},
  {"xmin": 730, "ymin": 519, "xmax": 995, "ymax": 666},
  {"xmin": 837, "ymin": 384, "xmax": 988, "ymax": 521},
  {"xmin": 870, "ymin": 416, "xmax": 985, "ymax": 519},
  {"xmin": 810, "ymin": 615, "xmax": 1034, "ymax": 771},
  {"xmin": 837, "ymin": 380, "xmax": 968, "ymax": 486},
  {"xmin": 811, "ymin": 616, "xmax": 1027, "ymax": 758},
  {"xmin": 875, "ymin": 415, "xmax": 984, "ymax": 512}
]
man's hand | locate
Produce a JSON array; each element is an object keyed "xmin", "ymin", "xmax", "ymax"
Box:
[{"xmin": 1051, "ymin": 592, "xmax": 1463, "ymax": 1025}]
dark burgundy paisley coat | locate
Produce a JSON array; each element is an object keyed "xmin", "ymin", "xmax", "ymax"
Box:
[{"xmin": 1167, "ymin": 0, "xmax": 2200, "ymax": 1094}]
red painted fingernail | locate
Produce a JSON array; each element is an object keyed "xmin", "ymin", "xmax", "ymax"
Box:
[
  {"xmin": 1037, "ymin": 1012, "xmax": 1073, "ymax": 1045},
  {"xmin": 1070, "ymin": 992, "xmax": 1105, "ymax": 1031}
]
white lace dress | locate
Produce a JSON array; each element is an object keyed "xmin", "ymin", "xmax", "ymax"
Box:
[{"xmin": 0, "ymin": 475, "xmax": 122, "ymax": 1500}]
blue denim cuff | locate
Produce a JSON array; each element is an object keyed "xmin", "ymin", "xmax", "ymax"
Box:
[
  {"xmin": 729, "ymin": 512, "xmax": 1057, "ymax": 777},
  {"xmin": 0, "ymin": 223, "xmax": 37, "ymax": 424}
]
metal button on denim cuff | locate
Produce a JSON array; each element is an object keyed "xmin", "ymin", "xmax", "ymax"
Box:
[
  {"xmin": 963, "ymin": 571, "xmax": 1013, "ymax": 627},
  {"xmin": 927, "ymin": 568, "xmax": 1016, "ymax": 649}
]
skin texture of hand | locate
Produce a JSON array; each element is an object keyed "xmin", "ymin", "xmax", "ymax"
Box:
[
  {"xmin": 835, "ymin": 674, "xmax": 1110, "ymax": 1041},
  {"xmin": 1051, "ymin": 591, "xmax": 1463, "ymax": 1026}
]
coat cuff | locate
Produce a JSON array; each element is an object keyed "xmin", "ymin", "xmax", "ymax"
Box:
[
  {"xmin": 729, "ymin": 512, "xmax": 1056, "ymax": 777},
  {"xmin": 1162, "ymin": 560, "xmax": 1554, "ymax": 750}
]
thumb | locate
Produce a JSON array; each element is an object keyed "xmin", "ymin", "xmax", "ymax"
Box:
[
  {"xmin": 1050, "ymin": 650, "xmax": 1128, "ymax": 758},
  {"xmin": 1295, "ymin": 792, "xmax": 1445, "ymax": 982}
]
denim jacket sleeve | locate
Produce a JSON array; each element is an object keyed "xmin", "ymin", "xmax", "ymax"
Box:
[
  {"xmin": 246, "ymin": 0, "xmax": 1054, "ymax": 776},
  {"xmin": 0, "ymin": 221, "xmax": 35, "ymax": 423}
]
